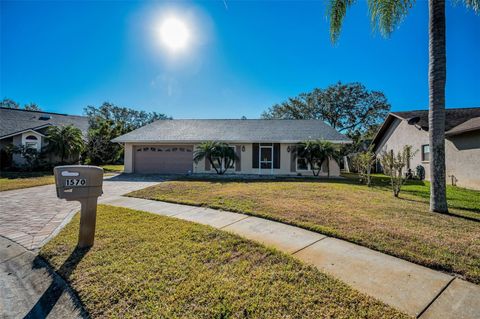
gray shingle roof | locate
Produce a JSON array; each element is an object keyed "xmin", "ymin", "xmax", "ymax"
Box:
[
  {"xmin": 0, "ymin": 107, "xmax": 89, "ymax": 139},
  {"xmin": 112, "ymin": 119, "xmax": 351, "ymax": 143},
  {"xmin": 446, "ymin": 117, "xmax": 480, "ymax": 136},
  {"xmin": 391, "ymin": 107, "xmax": 480, "ymax": 131}
]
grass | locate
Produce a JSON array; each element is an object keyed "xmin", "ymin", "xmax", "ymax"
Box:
[
  {"xmin": 128, "ymin": 175, "xmax": 480, "ymax": 284},
  {"xmin": 100, "ymin": 164, "xmax": 124, "ymax": 173},
  {"xmin": 0, "ymin": 165, "xmax": 124, "ymax": 192},
  {"xmin": 40, "ymin": 205, "xmax": 407, "ymax": 318},
  {"xmin": 0, "ymin": 171, "xmax": 55, "ymax": 191}
]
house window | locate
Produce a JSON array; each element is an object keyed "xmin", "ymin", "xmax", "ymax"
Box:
[
  {"xmin": 25, "ymin": 142, "xmax": 38, "ymax": 150},
  {"xmin": 24, "ymin": 135, "xmax": 39, "ymax": 150},
  {"xmin": 421, "ymin": 144, "xmax": 430, "ymax": 162},
  {"xmin": 297, "ymin": 158, "xmax": 308, "ymax": 170}
]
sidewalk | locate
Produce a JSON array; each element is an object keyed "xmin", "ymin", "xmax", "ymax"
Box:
[
  {"xmin": 104, "ymin": 196, "xmax": 480, "ymax": 319},
  {"xmin": 0, "ymin": 236, "xmax": 85, "ymax": 319}
]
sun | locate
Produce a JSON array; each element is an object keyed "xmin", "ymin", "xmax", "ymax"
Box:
[{"xmin": 158, "ymin": 17, "xmax": 190, "ymax": 52}]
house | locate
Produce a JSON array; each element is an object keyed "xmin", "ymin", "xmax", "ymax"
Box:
[
  {"xmin": 372, "ymin": 107, "xmax": 480, "ymax": 190},
  {"xmin": 0, "ymin": 107, "xmax": 89, "ymax": 167},
  {"xmin": 112, "ymin": 119, "xmax": 351, "ymax": 176}
]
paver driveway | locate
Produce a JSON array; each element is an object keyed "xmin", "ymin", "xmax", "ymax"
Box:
[{"xmin": 0, "ymin": 175, "xmax": 162, "ymax": 250}]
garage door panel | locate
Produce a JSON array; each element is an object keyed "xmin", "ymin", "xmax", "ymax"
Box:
[{"xmin": 134, "ymin": 145, "xmax": 193, "ymax": 174}]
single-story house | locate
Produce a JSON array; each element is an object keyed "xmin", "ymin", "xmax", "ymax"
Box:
[
  {"xmin": 372, "ymin": 107, "xmax": 480, "ymax": 190},
  {"xmin": 112, "ymin": 119, "xmax": 351, "ymax": 176},
  {"xmin": 0, "ymin": 107, "xmax": 89, "ymax": 167}
]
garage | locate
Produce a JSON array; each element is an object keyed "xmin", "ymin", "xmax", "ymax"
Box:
[{"xmin": 134, "ymin": 145, "xmax": 193, "ymax": 174}]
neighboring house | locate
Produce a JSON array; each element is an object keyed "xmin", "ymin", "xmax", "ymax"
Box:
[
  {"xmin": 0, "ymin": 107, "xmax": 89, "ymax": 167},
  {"xmin": 112, "ymin": 119, "xmax": 351, "ymax": 176},
  {"xmin": 372, "ymin": 107, "xmax": 480, "ymax": 190}
]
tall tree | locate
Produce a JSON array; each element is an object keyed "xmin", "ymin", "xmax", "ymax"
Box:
[
  {"xmin": 84, "ymin": 102, "xmax": 171, "ymax": 164},
  {"xmin": 45, "ymin": 125, "xmax": 85, "ymax": 164},
  {"xmin": 0, "ymin": 98, "xmax": 20, "ymax": 109},
  {"xmin": 24, "ymin": 103, "xmax": 42, "ymax": 111},
  {"xmin": 262, "ymin": 82, "xmax": 390, "ymax": 139},
  {"xmin": 326, "ymin": 0, "xmax": 479, "ymax": 213}
]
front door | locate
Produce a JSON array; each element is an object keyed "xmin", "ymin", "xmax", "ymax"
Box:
[{"xmin": 259, "ymin": 145, "xmax": 273, "ymax": 174}]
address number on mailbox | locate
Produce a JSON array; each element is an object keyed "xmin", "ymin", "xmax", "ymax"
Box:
[{"xmin": 65, "ymin": 179, "xmax": 87, "ymax": 186}]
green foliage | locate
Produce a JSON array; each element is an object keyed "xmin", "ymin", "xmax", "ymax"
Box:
[
  {"xmin": 83, "ymin": 102, "xmax": 170, "ymax": 164},
  {"xmin": 380, "ymin": 145, "xmax": 417, "ymax": 197},
  {"xmin": 327, "ymin": 0, "xmax": 479, "ymax": 43},
  {"xmin": 23, "ymin": 102, "xmax": 41, "ymax": 111},
  {"xmin": 45, "ymin": 125, "xmax": 85, "ymax": 164},
  {"xmin": 352, "ymin": 147, "xmax": 376, "ymax": 186},
  {"xmin": 294, "ymin": 140, "xmax": 341, "ymax": 177},
  {"xmin": 0, "ymin": 98, "xmax": 20, "ymax": 109},
  {"xmin": 262, "ymin": 82, "xmax": 390, "ymax": 141},
  {"xmin": 0, "ymin": 98, "xmax": 42, "ymax": 110},
  {"xmin": 193, "ymin": 141, "xmax": 238, "ymax": 175},
  {"xmin": 5, "ymin": 144, "xmax": 42, "ymax": 171}
]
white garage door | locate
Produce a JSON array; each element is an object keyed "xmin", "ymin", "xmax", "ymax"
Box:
[{"xmin": 134, "ymin": 145, "xmax": 193, "ymax": 174}]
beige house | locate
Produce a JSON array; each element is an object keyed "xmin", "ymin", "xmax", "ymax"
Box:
[
  {"xmin": 372, "ymin": 108, "xmax": 480, "ymax": 190},
  {"xmin": 112, "ymin": 119, "xmax": 351, "ymax": 176}
]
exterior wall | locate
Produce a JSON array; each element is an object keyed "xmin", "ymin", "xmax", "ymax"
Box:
[
  {"xmin": 375, "ymin": 119, "xmax": 480, "ymax": 190},
  {"xmin": 445, "ymin": 131, "xmax": 480, "ymax": 190},
  {"xmin": 11, "ymin": 134, "xmax": 26, "ymax": 166},
  {"xmin": 124, "ymin": 142, "xmax": 341, "ymax": 176},
  {"xmin": 375, "ymin": 118, "xmax": 431, "ymax": 179},
  {"xmin": 193, "ymin": 143, "xmax": 340, "ymax": 176},
  {"xmin": 124, "ymin": 143, "xmax": 134, "ymax": 173}
]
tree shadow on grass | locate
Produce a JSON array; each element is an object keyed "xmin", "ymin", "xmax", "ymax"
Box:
[{"xmin": 23, "ymin": 247, "xmax": 91, "ymax": 319}]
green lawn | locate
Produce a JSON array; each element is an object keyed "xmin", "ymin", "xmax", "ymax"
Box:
[
  {"xmin": 40, "ymin": 205, "xmax": 406, "ymax": 318},
  {"xmin": 0, "ymin": 165, "xmax": 124, "ymax": 192},
  {"xmin": 128, "ymin": 175, "xmax": 480, "ymax": 284},
  {"xmin": 0, "ymin": 171, "xmax": 55, "ymax": 191}
]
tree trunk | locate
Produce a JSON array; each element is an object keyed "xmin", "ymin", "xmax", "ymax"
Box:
[{"xmin": 428, "ymin": 0, "xmax": 448, "ymax": 213}]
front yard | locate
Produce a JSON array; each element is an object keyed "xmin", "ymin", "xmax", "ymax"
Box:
[
  {"xmin": 0, "ymin": 165, "xmax": 124, "ymax": 191},
  {"xmin": 41, "ymin": 205, "xmax": 406, "ymax": 318},
  {"xmin": 129, "ymin": 175, "xmax": 480, "ymax": 284}
]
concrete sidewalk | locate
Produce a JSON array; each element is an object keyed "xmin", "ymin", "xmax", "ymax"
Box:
[
  {"xmin": 0, "ymin": 236, "xmax": 86, "ymax": 319},
  {"xmin": 104, "ymin": 196, "xmax": 480, "ymax": 319}
]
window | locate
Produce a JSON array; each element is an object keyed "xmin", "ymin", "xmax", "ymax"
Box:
[
  {"xmin": 25, "ymin": 142, "xmax": 38, "ymax": 150},
  {"xmin": 297, "ymin": 158, "xmax": 308, "ymax": 170},
  {"xmin": 25, "ymin": 135, "xmax": 38, "ymax": 141},
  {"xmin": 421, "ymin": 144, "xmax": 430, "ymax": 162}
]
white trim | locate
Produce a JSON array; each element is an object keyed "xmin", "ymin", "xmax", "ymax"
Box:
[
  {"xmin": 0, "ymin": 126, "xmax": 49, "ymax": 140},
  {"xmin": 259, "ymin": 144, "xmax": 274, "ymax": 175},
  {"xmin": 21, "ymin": 131, "xmax": 43, "ymax": 151}
]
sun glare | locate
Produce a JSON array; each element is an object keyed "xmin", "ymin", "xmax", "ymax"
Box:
[{"xmin": 158, "ymin": 17, "xmax": 190, "ymax": 52}]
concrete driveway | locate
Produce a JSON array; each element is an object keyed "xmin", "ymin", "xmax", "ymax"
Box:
[{"xmin": 0, "ymin": 174, "xmax": 161, "ymax": 250}]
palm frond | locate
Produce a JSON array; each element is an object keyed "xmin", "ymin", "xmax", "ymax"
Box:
[
  {"xmin": 463, "ymin": 0, "xmax": 480, "ymax": 13},
  {"xmin": 367, "ymin": 0, "xmax": 415, "ymax": 37},
  {"xmin": 327, "ymin": 0, "xmax": 356, "ymax": 43}
]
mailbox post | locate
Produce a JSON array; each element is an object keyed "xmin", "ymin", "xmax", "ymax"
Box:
[{"xmin": 54, "ymin": 165, "xmax": 104, "ymax": 248}]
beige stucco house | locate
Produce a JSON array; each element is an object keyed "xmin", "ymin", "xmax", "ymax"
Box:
[
  {"xmin": 372, "ymin": 107, "xmax": 480, "ymax": 190},
  {"xmin": 112, "ymin": 119, "xmax": 351, "ymax": 176}
]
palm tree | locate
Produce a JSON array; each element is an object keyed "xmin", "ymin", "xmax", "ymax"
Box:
[
  {"xmin": 326, "ymin": 0, "xmax": 479, "ymax": 213},
  {"xmin": 193, "ymin": 141, "xmax": 238, "ymax": 175},
  {"xmin": 318, "ymin": 141, "xmax": 341, "ymax": 178},
  {"xmin": 295, "ymin": 140, "xmax": 323, "ymax": 176},
  {"xmin": 45, "ymin": 125, "xmax": 85, "ymax": 164}
]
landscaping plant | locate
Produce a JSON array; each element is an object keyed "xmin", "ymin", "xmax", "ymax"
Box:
[
  {"xmin": 380, "ymin": 145, "xmax": 417, "ymax": 197},
  {"xmin": 193, "ymin": 141, "xmax": 238, "ymax": 175},
  {"xmin": 295, "ymin": 140, "xmax": 341, "ymax": 177},
  {"xmin": 352, "ymin": 147, "xmax": 376, "ymax": 186}
]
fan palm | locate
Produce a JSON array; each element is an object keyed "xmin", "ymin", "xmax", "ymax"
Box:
[
  {"xmin": 327, "ymin": 0, "xmax": 479, "ymax": 213},
  {"xmin": 318, "ymin": 141, "xmax": 341, "ymax": 178},
  {"xmin": 45, "ymin": 125, "xmax": 85, "ymax": 164},
  {"xmin": 295, "ymin": 140, "xmax": 323, "ymax": 176},
  {"xmin": 193, "ymin": 141, "xmax": 238, "ymax": 175}
]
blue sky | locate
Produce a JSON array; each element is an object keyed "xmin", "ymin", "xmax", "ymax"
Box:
[{"xmin": 1, "ymin": 0, "xmax": 479, "ymax": 118}]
